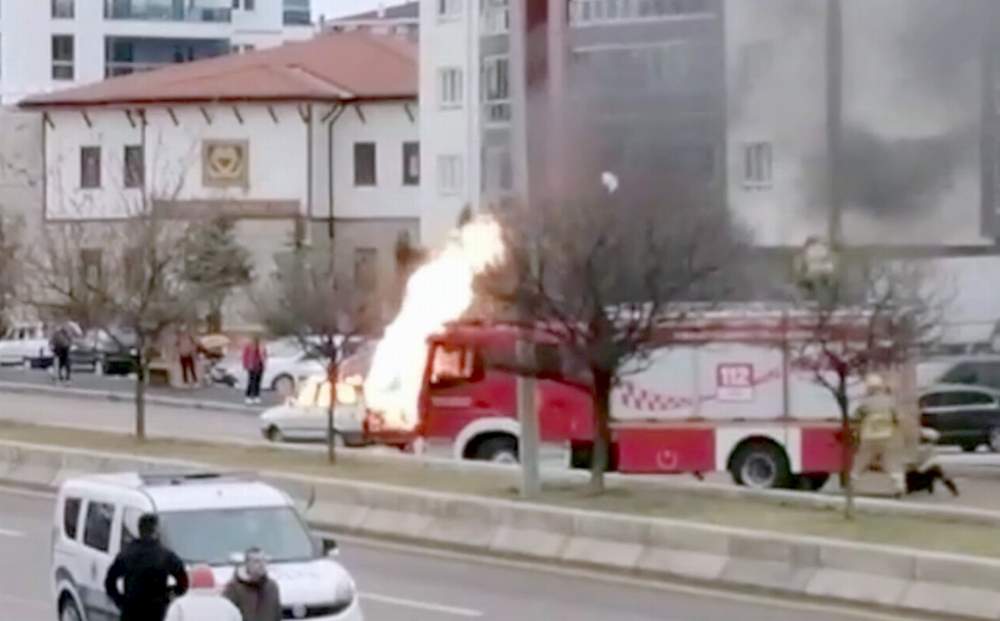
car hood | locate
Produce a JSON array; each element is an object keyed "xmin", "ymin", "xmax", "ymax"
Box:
[{"xmin": 210, "ymin": 559, "xmax": 352, "ymax": 604}]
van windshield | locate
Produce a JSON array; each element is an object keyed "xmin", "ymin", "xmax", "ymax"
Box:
[{"xmin": 159, "ymin": 507, "xmax": 315, "ymax": 565}]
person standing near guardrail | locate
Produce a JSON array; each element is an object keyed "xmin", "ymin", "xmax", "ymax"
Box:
[
  {"xmin": 242, "ymin": 336, "xmax": 267, "ymax": 405},
  {"xmin": 852, "ymin": 373, "xmax": 906, "ymax": 498},
  {"xmin": 49, "ymin": 324, "xmax": 72, "ymax": 383}
]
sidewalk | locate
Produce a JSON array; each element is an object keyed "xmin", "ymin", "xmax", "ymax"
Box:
[{"xmin": 0, "ymin": 366, "xmax": 279, "ymax": 412}]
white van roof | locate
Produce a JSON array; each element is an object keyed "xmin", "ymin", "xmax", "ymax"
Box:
[{"xmin": 62, "ymin": 472, "xmax": 291, "ymax": 512}]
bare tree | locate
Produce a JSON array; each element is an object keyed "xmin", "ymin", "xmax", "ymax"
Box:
[
  {"xmin": 22, "ymin": 215, "xmax": 197, "ymax": 440},
  {"xmin": 794, "ymin": 249, "xmax": 943, "ymax": 518},
  {"xmin": 254, "ymin": 242, "xmax": 374, "ymax": 463},
  {"xmin": 483, "ymin": 185, "xmax": 747, "ymax": 493}
]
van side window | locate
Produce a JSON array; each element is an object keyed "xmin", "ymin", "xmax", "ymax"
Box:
[
  {"xmin": 63, "ymin": 497, "xmax": 82, "ymax": 539},
  {"xmin": 120, "ymin": 507, "xmax": 142, "ymax": 550},
  {"xmin": 83, "ymin": 502, "xmax": 114, "ymax": 552},
  {"xmin": 430, "ymin": 345, "xmax": 477, "ymax": 384}
]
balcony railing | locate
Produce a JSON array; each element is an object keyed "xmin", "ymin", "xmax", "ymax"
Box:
[
  {"xmin": 105, "ymin": 61, "xmax": 171, "ymax": 77},
  {"xmin": 569, "ymin": 0, "xmax": 713, "ymax": 25},
  {"xmin": 483, "ymin": 101, "xmax": 512, "ymax": 126},
  {"xmin": 104, "ymin": 0, "xmax": 231, "ymax": 22},
  {"xmin": 481, "ymin": 3, "xmax": 510, "ymax": 35}
]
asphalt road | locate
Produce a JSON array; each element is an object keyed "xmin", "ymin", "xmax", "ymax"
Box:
[{"xmin": 0, "ymin": 486, "xmax": 925, "ymax": 621}]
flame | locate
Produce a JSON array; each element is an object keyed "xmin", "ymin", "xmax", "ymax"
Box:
[{"xmin": 364, "ymin": 217, "xmax": 505, "ymax": 432}]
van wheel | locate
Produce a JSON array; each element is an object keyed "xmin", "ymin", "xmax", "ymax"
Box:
[
  {"xmin": 730, "ymin": 441, "xmax": 792, "ymax": 489},
  {"xmin": 265, "ymin": 426, "xmax": 285, "ymax": 443},
  {"xmin": 797, "ymin": 473, "xmax": 830, "ymax": 491},
  {"xmin": 475, "ymin": 436, "xmax": 519, "ymax": 463},
  {"xmin": 273, "ymin": 375, "xmax": 295, "ymax": 396},
  {"xmin": 60, "ymin": 596, "xmax": 83, "ymax": 621}
]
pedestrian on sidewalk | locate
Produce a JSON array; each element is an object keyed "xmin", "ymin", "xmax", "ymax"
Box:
[
  {"xmin": 177, "ymin": 328, "xmax": 198, "ymax": 387},
  {"xmin": 851, "ymin": 373, "xmax": 906, "ymax": 498},
  {"xmin": 223, "ymin": 548, "xmax": 282, "ymax": 621},
  {"xmin": 165, "ymin": 565, "xmax": 242, "ymax": 621},
  {"xmin": 49, "ymin": 324, "xmax": 72, "ymax": 383},
  {"xmin": 105, "ymin": 513, "xmax": 189, "ymax": 621},
  {"xmin": 242, "ymin": 336, "xmax": 267, "ymax": 405}
]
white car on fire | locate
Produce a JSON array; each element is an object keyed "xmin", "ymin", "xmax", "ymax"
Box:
[
  {"xmin": 260, "ymin": 375, "xmax": 367, "ymax": 446},
  {"xmin": 52, "ymin": 472, "xmax": 363, "ymax": 621}
]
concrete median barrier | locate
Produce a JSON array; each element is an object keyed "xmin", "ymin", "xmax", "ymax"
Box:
[{"xmin": 5, "ymin": 438, "xmax": 1000, "ymax": 620}]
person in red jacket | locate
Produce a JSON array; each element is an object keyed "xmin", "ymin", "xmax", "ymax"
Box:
[{"xmin": 242, "ymin": 336, "xmax": 267, "ymax": 405}]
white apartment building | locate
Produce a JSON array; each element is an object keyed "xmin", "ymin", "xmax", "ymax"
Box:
[
  {"xmin": 0, "ymin": 0, "xmax": 314, "ymax": 104},
  {"xmin": 418, "ymin": 0, "xmax": 481, "ymax": 248},
  {"xmin": 20, "ymin": 32, "xmax": 420, "ymax": 328}
]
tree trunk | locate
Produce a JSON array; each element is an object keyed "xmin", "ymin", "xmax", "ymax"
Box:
[
  {"xmin": 589, "ymin": 368, "xmax": 613, "ymax": 495},
  {"xmin": 327, "ymin": 361, "xmax": 339, "ymax": 464},
  {"xmin": 837, "ymin": 379, "xmax": 854, "ymax": 520},
  {"xmin": 135, "ymin": 351, "xmax": 147, "ymax": 442}
]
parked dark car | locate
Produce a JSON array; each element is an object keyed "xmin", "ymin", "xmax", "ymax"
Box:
[
  {"xmin": 919, "ymin": 383, "xmax": 1000, "ymax": 452},
  {"xmin": 925, "ymin": 356, "xmax": 1000, "ymax": 391},
  {"xmin": 69, "ymin": 328, "xmax": 138, "ymax": 376}
]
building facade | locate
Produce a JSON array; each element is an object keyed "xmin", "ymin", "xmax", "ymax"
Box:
[
  {"xmin": 0, "ymin": 0, "xmax": 315, "ymax": 104},
  {"xmin": 21, "ymin": 33, "xmax": 420, "ymax": 329},
  {"xmin": 323, "ymin": 1, "xmax": 419, "ymax": 38}
]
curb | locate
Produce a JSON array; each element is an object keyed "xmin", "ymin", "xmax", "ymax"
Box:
[
  {"xmin": 0, "ymin": 380, "xmax": 261, "ymax": 414},
  {"xmin": 1, "ymin": 439, "xmax": 997, "ymax": 621}
]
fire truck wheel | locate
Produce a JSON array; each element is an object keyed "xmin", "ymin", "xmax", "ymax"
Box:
[
  {"xmin": 730, "ymin": 441, "xmax": 792, "ymax": 489},
  {"xmin": 475, "ymin": 436, "xmax": 520, "ymax": 464},
  {"xmin": 796, "ymin": 473, "xmax": 830, "ymax": 491}
]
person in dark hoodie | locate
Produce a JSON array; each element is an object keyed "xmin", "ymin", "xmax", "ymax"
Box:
[
  {"xmin": 104, "ymin": 513, "xmax": 189, "ymax": 621},
  {"xmin": 223, "ymin": 547, "xmax": 282, "ymax": 621}
]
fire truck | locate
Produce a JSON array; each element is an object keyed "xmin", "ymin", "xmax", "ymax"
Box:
[{"xmin": 364, "ymin": 309, "xmax": 913, "ymax": 489}]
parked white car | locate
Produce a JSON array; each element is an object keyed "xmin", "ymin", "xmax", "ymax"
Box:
[
  {"xmin": 213, "ymin": 339, "xmax": 327, "ymax": 395},
  {"xmin": 53, "ymin": 472, "xmax": 363, "ymax": 621},
  {"xmin": 0, "ymin": 322, "xmax": 52, "ymax": 368},
  {"xmin": 260, "ymin": 375, "xmax": 367, "ymax": 445}
]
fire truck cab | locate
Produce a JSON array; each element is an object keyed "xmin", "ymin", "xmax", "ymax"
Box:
[{"xmin": 364, "ymin": 310, "xmax": 911, "ymax": 489}]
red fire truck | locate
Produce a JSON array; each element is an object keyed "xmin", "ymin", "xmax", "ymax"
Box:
[{"xmin": 364, "ymin": 309, "xmax": 911, "ymax": 489}]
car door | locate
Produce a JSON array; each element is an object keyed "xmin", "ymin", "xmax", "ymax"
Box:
[
  {"xmin": 0, "ymin": 327, "xmax": 13, "ymax": 363},
  {"xmin": 920, "ymin": 391, "xmax": 966, "ymax": 442},
  {"xmin": 77, "ymin": 498, "xmax": 122, "ymax": 621},
  {"xmin": 949, "ymin": 389, "xmax": 1000, "ymax": 443}
]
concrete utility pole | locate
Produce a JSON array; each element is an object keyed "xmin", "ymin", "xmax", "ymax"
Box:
[
  {"xmin": 826, "ymin": 0, "xmax": 843, "ymax": 246},
  {"xmin": 510, "ymin": 0, "xmax": 540, "ymax": 499}
]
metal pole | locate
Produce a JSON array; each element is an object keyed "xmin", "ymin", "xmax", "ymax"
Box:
[
  {"xmin": 826, "ymin": 0, "xmax": 843, "ymax": 246},
  {"xmin": 510, "ymin": 0, "xmax": 540, "ymax": 499}
]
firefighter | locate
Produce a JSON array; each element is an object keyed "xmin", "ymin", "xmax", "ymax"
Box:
[{"xmin": 851, "ymin": 373, "xmax": 906, "ymax": 498}]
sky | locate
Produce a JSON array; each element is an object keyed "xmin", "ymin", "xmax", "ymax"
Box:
[{"xmin": 312, "ymin": 0, "xmax": 410, "ymax": 20}]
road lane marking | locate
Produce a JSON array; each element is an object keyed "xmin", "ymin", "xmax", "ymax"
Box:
[
  {"xmin": 361, "ymin": 592, "xmax": 483, "ymax": 617},
  {"xmin": 0, "ymin": 528, "xmax": 24, "ymax": 538}
]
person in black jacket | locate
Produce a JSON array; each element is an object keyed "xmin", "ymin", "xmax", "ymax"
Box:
[{"xmin": 104, "ymin": 513, "xmax": 189, "ymax": 621}]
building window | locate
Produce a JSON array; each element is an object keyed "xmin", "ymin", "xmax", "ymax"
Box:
[
  {"xmin": 232, "ymin": 0, "xmax": 255, "ymax": 9},
  {"xmin": 354, "ymin": 247, "xmax": 377, "ymax": 294},
  {"xmin": 439, "ymin": 68, "xmax": 463, "ymax": 109},
  {"xmin": 743, "ymin": 142, "xmax": 773, "ymax": 188},
  {"xmin": 483, "ymin": 146, "xmax": 513, "ymax": 192},
  {"xmin": 124, "ymin": 145, "xmax": 143, "ymax": 188},
  {"xmin": 80, "ymin": 248, "xmax": 103, "ymax": 288},
  {"xmin": 81, "ymin": 146, "xmax": 101, "ymax": 189},
  {"xmin": 403, "ymin": 142, "xmax": 420, "ymax": 186},
  {"xmin": 231, "ymin": 43, "xmax": 256, "ymax": 54},
  {"xmin": 438, "ymin": 0, "xmax": 462, "ymax": 19},
  {"xmin": 354, "ymin": 143, "xmax": 377, "ymax": 186},
  {"xmin": 52, "ymin": 0, "xmax": 74, "ymax": 18},
  {"xmin": 52, "ymin": 35, "xmax": 74, "ymax": 80},
  {"xmin": 438, "ymin": 155, "xmax": 463, "ymax": 195},
  {"xmin": 483, "ymin": 56, "xmax": 511, "ymax": 124}
]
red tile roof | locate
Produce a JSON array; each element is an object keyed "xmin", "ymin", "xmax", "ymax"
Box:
[{"xmin": 20, "ymin": 32, "xmax": 416, "ymax": 109}]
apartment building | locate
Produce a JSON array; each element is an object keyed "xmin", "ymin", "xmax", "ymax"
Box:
[
  {"xmin": 323, "ymin": 1, "xmax": 419, "ymax": 38},
  {"xmin": 0, "ymin": 0, "xmax": 315, "ymax": 104},
  {"xmin": 419, "ymin": 0, "xmax": 726, "ymax": 247}
]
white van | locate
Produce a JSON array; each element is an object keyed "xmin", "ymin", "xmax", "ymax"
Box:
[{"xmin": 52, "ymin": 472, "xmax": 363, "ymax": 621}]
